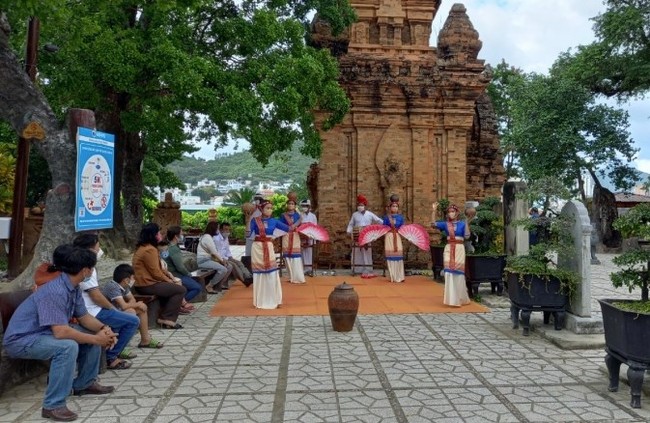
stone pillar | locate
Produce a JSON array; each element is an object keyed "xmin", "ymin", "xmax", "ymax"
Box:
[
  {"xmin": 503, "ymin": 181, "xmax": 529, "ymax": 257},
  {"xmin": 559, "ymin": 200, "xmax": 603, "ymax": 333},
  {"xmin": 152, "ymin": 193, "xmax": 181, "ymax": 238}
]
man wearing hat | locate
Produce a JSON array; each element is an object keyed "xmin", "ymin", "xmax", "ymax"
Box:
[
  {"xmin": 299, "ymin": 199, "xmax": 318, "ymax": 276},
  {"xmin": 346, "ymin": 194, "xmax": 383, "ymax": 278}
]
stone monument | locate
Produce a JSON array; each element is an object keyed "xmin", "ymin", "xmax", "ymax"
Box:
[
  {"xmin": 152, "ymin": 192, "xmax": 181, "ymax": 237},
  {"xmin": 310, "ymin": 1, "xmax": 505, "ymax": 263}
]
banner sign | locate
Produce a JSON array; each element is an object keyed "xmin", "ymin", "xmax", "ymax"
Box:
[{"xmin": 75, "ymin": 127, "xmax": 115, "ymax": 232}]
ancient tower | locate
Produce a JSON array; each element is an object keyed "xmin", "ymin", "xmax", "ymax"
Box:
[{"xmin": 310, "ymin": 1, "xmax": 504, "ymax": 259}]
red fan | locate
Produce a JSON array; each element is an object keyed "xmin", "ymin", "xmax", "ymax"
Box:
[
  {"xmin": 296, "ymin": 222, "xmax": 330, "ymax": 242},
  {"xmin": 358, "ymin": 224, "xmax": 390, "ymax": 246},
  {"xmin": 398, "ymin": 224, "xmax": 430, "ymax": 251}
]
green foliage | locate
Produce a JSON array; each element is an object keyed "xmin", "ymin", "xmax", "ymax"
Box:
[
  {"xmin": 218, "ymin": 206, "xmax": 245, "ymax": 226},
  {"xmin": 167, "ymin": 144, "xmax": 315, "ymax": 185},
  {"xmin": 613, "ymin": 203, "xmax": 650, "ymax": 239},
  {"xmin": 611, "ymin": 203, "xmax": 650, "ymax": 300},
  {"xmin": 556, "ymin": 0, "xmax": 650, "ymax": 99},
  {"xmin": 469, "ymin": 197, "xmax": 504, "ymax": 255},
  {"xmin": 27, "ymin": 148, "xmax": 51, "ymax": 207},
  {"xmin": 224, "ymin": 188, "xmax": 256, "ymax": 207},
  {"xmin": 181, "ymin": 211, "xmax": 209, "ymax": 231},
  {"xmin": 0, "ymin": 143, "xmax": 16, "ymax": 215},
  {"xmin": 269, "ymin": 193, "xmax": 288, "ymax": 218},
  {"xmin": 487, "ymin": 60, "xmax": 639, "ymax": 194},
  {"xmin": 142, "ymin": 196, "xmax": 158, "ymax": 223},
  {"xmin": 505, "ymin": 178, "xmax": 580, "ymax": 297},
  {"xmin": 612, "ymin": 300, "xmax": 650, "ymax": 315},
  {"xmin": 191, "ymin": 186, "xmax": 219, "ymax": 203}
]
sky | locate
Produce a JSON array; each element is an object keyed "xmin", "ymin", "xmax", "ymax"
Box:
[{"xmin": 193, "ymin": 0, "xmax": 650, "ymax": 174}]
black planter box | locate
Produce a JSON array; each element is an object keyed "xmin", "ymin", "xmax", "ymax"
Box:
[
  {"xmin": 466, "ymin": 255, "xmax": 506, "ymax": 296},
  {"xmin": 507, "ymin": 272, "xmax": 568, "ymax": 336},
  {"xmin": 600, "ymin": 299, "xmax": 650, "ymax": 363},
  {"xmin": 599, "ymin": 299, "xmax": 650, "ymax": 408}
]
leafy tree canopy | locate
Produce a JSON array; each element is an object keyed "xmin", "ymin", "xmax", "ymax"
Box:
[
  {"xmin": 554, "ymin": 0, "xmax": 650, "ymax": 100},
  {"xmin": 3, "ymin": 0, "xmax": 355, "ymax": 170},
  {"xmin": 487, "ymin": 61, "xmax": 639, "ymax": 197}
]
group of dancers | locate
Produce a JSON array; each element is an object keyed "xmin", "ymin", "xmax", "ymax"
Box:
[{"xmin": 243, "ymin": 192, "xmax": 472, "ymax": 309}]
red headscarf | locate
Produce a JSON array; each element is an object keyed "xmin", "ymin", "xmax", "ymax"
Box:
[{"xmin": 357, "ymin": 194, "xmax": 368, "ymax": 206}]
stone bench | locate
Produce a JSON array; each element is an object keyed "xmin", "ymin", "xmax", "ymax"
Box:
[
  {"xmin": 133, "ymin": 294, "xmax": 160, "ymax": 329},
  {"xmin": 0, "ymin": 291, "xmax": 52, "ymax": 395},
  {"xmin": 189, "ymin": 269, "xmax": 216, "ymax": 302}
]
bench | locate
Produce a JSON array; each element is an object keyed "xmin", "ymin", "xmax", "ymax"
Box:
[
  {"xmin": 189, "ymin": 269, "xmax": 216, "ymax": 302},
  {"xmin": 133, "ymin": 294, "xmax": 160, "ymax": 329},
  {"xmin": 0, "ymin": 291, "xmax": 52, "ymax": 395}
]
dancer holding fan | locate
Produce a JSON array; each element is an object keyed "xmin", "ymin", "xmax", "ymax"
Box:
[
  {"xmin": 358, "ymin": 195, "xmax": 430, "ymax": 283},
  {"xmin": 346, "ymin": 194, "xmax": 383, "ymax": 278},
  {"xmin": 431, "ymin": 202, "xmax": 471, "ymax": 307},
  {"xmin": 279, "ymin": 192, "xmax": 305, "ymax": 284},
  {"xmin": 383, "ymin": 199, "xmax": 406, "ymax": 282}
]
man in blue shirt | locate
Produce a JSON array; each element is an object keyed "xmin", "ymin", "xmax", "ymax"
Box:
[{"xmin": 3, "ymin": 245, "xmax": 117, "ymax": 421}]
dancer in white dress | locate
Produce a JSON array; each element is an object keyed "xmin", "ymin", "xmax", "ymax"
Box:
[
  {"xmin": 346, "ymin": 194, "xmax": 383, "ymax": 277},
  {"xmin": 250, "ymin": 200, "xmax": 290, "ymax": 309},
  {"xmin": 431, "ymin": 203, "xmax": 471, "ymax": 307}
]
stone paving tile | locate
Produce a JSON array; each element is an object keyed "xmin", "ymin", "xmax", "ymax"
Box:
[
  {"xmin": 291, "ymin": 325, "xmax": 328, "ymax": 344},
  {"xmin": 239, "ymin": 342, "xmax": 284, "ymax": 365},
  {"xmin": 213, "ymin": 393, "xmax": 275, "ymax": 421},
  {"xmin": 337, "ymin": 389, "xmax": 396, "ymax": 422},
  {"xmin": 496, "ymin": 384, "xmax": 637, "ymax": 422},
  {"xmin": 175, "ymin": 365, "xmax": 237, "ymax": 395},
  {"xmin": 326, "ymin": 330, "xmax": 364, "ymax": 344},
  {"xmin": 227, "ymin": 364, "xmax": 279, "ymax": 394},
  {"xmin": 285, "ymin": 374, "xmax": 335, "ymax": 392},
  {"xmin": 370, "ymin": 340, "xmax": 420, "ymax": 362},
  {"xmin": 193, "ymin": 343, "xmax": 247, "ymax": 366},
  {"xmin": 328, "ymin": 342, "xmax": 372, "ymax": 363},
  {"xmin": 466, "ymin": 358, "xmax": 582, "ymax": 386},
  {"xmin": 288, "ymin": 342, "xmax": 330, "ymax": 363}
]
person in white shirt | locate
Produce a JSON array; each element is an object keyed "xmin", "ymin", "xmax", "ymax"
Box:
[
  {"xmin": 346, "ymin": 194, "xmax": 383, "ymax": 278},
  {"xmin": 300, "ymin": 199, "xmax": 318, "ymax": 276},
  {"xmin": 213, "ymin": 222, "xmax": 253, "ymax": 287},
  {"xmin": 197, "ymin": 222, "xmax": 233, "ymax": 293},
  {"xmin": 73, "ymin": 233, "xmax": 139, "ymax": 370}
]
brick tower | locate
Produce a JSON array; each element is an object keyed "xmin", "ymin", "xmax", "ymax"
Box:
[{"xmin": 310, "ymin": 1, "xmax": 504, "ymax": 263}]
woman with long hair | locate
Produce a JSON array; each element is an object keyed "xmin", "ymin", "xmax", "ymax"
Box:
[{"xmin": 132, "ymin": 223, "xmax": 187, "ymax": 329}]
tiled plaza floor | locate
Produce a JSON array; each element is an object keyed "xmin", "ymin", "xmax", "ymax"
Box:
[{"xmin": 0, "ymin": 253, "xmax": 649, "ymax": 422}]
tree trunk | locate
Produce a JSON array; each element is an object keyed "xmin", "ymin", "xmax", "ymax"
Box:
[
  {"xmin": 592, "ymin": 185, "xmax": 621, "ymax": 248},
  {"xmin": 95, "ymin": 99, "xmax": 131, "ymax": 252},
  {"xmin": 122, "ymin": 132, "xmax": 146, "ymax": 244},
  {"xmin": 0, "ymin": 13, "xmax": 98, "ymax": 290}
]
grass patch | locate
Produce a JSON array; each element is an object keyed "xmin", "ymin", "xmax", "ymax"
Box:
[{"xmin": 612, "ymin": 300, "xmax": 650, "ymax": 315}]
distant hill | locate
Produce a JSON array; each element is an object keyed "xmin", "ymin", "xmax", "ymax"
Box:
[
  {"xmin": 599, "ymin": 169, "xmax": 649, "ymax": 192},
  {"xmin": 167, "ymin": 145, "xmax": 315, "ymax": 185}
]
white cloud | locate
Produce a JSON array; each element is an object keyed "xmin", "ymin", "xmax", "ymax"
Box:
[
  {"xmin": 432, "ymin": 0, "xmax": 649, "ymax": 163},
  {"xmin": 636, "ymin": 159, "xmax": 650, "ymax": 175}
]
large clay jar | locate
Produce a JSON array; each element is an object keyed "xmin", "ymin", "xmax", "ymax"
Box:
[{"xmin": 328, "ymin": 282, "xmax": 359, "ymax": 332}]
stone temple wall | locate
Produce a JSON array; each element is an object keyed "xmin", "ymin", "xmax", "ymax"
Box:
[{"xmin": 310, "ymin": 1, "xmax": 505, "ymax": 265}]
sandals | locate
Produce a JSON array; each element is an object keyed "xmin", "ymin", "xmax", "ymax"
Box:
[
  {"xmin": 117, "ymin": 348, "xmax": 138, "ymax": 359},
  {"xmin": 107, "ymin": 359, "xmax": 132, "ymax": 370},
  {"xmin": 159, "ymin": 322, "xmax": 183, "ymax": 330},
  {"xmin": 138, "ymin": 338, "xmax": 164, "ymax": 349}
]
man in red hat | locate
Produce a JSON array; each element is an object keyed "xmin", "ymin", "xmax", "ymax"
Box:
[{"xmin": 346, "ymin": 194, "xmax": 383, "ymax": 277}]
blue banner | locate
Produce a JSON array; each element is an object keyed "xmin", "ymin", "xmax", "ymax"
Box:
[{"xmin": 75, "ymin": 127, "xmax": 115, "ymax": 232}]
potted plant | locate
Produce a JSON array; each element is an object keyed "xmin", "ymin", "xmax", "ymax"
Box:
[
  {"xmin": 429, "ymin": 198, "xmax": 450, "ymax": 281},
  {"xmin": 504, "ymin": 178, "xmax": 580, "ymax": 336},
  {"xmin": 599, "ymin": 203, "xmax": 650, "ymax": 409},
  {"xmin": 466, "ymin": 197, "xmax": 507, "ymax": 296}
]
